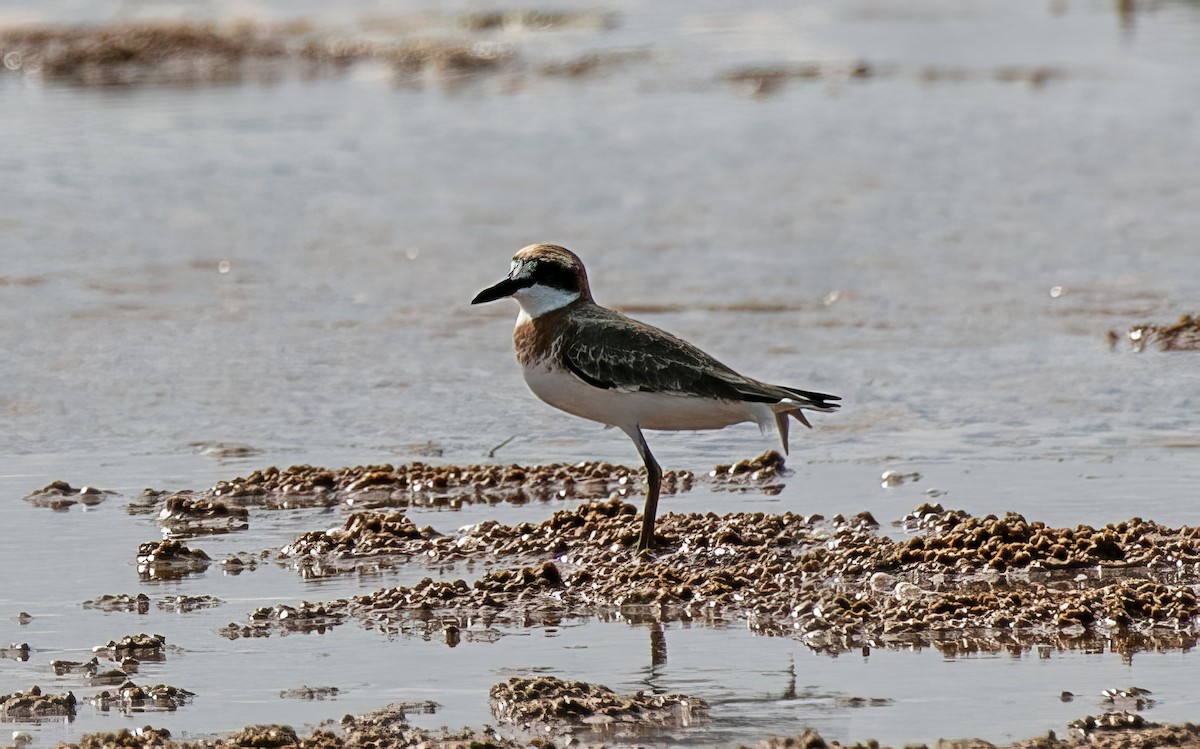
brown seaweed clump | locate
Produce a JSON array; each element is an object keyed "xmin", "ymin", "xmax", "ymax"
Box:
[
  {"xmin": 489, "ymin": 676, "xmax": 707, "ymax": 728},
  {"xmin": 1115, "ymin": 313, "xmax": 1200, "ymax": 352}
]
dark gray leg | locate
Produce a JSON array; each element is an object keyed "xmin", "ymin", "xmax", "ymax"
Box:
[{"xmin": 627, "ymin": 426, "xmax": 662, "ymax": 553}]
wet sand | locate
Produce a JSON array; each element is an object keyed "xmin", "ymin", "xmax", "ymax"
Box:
[{"xmin": 10, "ymin": 456, "xmax": 1200, "ymax": 747}]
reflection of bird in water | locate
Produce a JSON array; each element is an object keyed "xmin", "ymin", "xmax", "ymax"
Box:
[{"xmin": 472, "ymin": 244, "xmax": 840, "ymax": 552}]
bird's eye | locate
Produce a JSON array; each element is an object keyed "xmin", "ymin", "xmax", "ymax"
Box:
[{"xmin": 509, "ymin": 260, "xmax": 520, "ymax": 275}]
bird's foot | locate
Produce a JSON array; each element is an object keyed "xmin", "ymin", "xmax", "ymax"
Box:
[{"xmin": 635, "ymin": 545, "xmax": 657, "ymax": 561}]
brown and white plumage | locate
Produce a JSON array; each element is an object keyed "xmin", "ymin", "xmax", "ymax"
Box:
[{"xmin": 472, "ymin": 243, "xmax": 840, "ymax": 552}]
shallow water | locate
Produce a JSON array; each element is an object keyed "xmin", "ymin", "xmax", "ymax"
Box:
[{"xmin": 3, "ymin": 0, "xmax": 1200, "ymax": 745}]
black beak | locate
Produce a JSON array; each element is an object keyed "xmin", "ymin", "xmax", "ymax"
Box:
[{"xmin": 471, "ymin": 276, "xmax": 525, "ymax": 305}]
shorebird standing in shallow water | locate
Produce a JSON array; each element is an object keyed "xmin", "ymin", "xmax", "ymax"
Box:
[{"xmin": 471, "ymin": 244, "xmax": 840, "ymax": 552}]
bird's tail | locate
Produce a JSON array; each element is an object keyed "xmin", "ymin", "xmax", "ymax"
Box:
[{"xmin": 779, "ymin": 385, "xmax": 841, "ymax": 413}]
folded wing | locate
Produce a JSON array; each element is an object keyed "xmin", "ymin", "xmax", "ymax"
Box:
[{"xmin": 560, "ymin": 309, "xmax": 841, "ymax": 412}]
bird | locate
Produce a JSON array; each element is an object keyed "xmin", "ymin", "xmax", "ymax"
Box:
[{"xmin": 471, "ymin": 244, "xmax": 840, "ymax": 552}]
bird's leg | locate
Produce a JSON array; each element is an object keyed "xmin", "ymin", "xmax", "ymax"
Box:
[{"xmin": 627, "ymin": 426, "xmax": 662, "ymax": 553}]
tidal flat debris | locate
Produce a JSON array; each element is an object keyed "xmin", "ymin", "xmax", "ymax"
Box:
[
  {"xmin": 250, "ymin": 499, "xmax": 1200, "ymax": 655},
  {"xmin": 278, "ymin": 686, "xmax": 339, "ymax": 700},
  {"xmin": 51, "ymin": 657, "xmax": 99, "ymax": 676},
  {"xmin": 83, "ymin": 594, "xmax": 151, "ymax": 614},
  {"xmin": 224, "ymin": 725, "xmax": 299, "ymax": 748},
  {"xmin": 721, "ymin": 63, "xmax": 823, "ymax": 96},
  {"xmin": 0, "ymin": 685, "xmax": 77, "ymax": 720},
  {"xmin": 0, "ymin": 643, "xmax": 30, "ymax": 661},
  {"xmin": 70, "ymin": 727, "xmax": 173, "ymax": 749},
  {"xmin": 1100, "ymin": 686, "xmax": 1154, "ymax": 711},
  {"xmin": 157, "ymin": 494, "xmax": 249, "ymax": 536},
  {"xmin": 340, "ymin": 704, "xmax": 522, "ymax": 748},
  {"xmin": 880, "ymin": 469, "xmax": 921, "ymax": 488},
  {"xmin": 281, "ymin": 510, "xmax": 438, "ymax": 558},
  {"xmin": 0, "ymin": 21, "xmax": 288, "ymax": 84},
  {"xmin": 1068, "ymin": 710, "xmax": 1150, "ymax": 736},
  {"xmin": 144, "ymin": 453, "xmax": 779, "ymax": 520},
  {"xmin": 1116, "ymin": 313, "xmax": 1200, "ymax": 352},
  {"xmin": 136, "ymin": 540, "xmax": 211, "ymax": 580},
  {"xmin": 708, "ymin": 450, "xmax": 787, "ymax": 493},
  {"xmin": 0, "ymin": 20, "xmax": 520, "ymax": 86},
  {"xmin": 489, "ymin": 675, "xmax": 708, "ymax": 729},
  {"xmin": 219, "ymin": 602, "xmax": 347, "ymax": 640},
  {"xmin": 22, "ymin": 480, "xmax": 108, "ymax": 510},
  {"xmin": 202, "ymin": 459, "xmax": 694, "ymax": 511},
  {"xmin": 192, "ymin": 441, "xmax": 262, "ymax": 459},
  {"xmin": 457, "ymin": 9, "xmax": 617, "ymax": 32},
  {"xmin": 90, "ymin": 682, "xmax": 194, "ymax": 713},
  {"xmin": 57, "ymin": 710, "xmax": 1200, "ymax": 749},
  {"xmin": 219, "ymin": 551, "xmax": 266, "ymax": 574},
  {"xmin": 539, "ymin": 47, "xmax": 651, "ymax": 77},
  {"xmin": 93, "ymin": 634, "xmax": 166, "ymax": 661},
  {"xmin": 156, "ymin": 595, "xmax": 223, "ymax": 613},
  {"xmin": 0, "ymin": 15, "xmax": 626, "ymax": 87},
  {"xmin": 895, "ymin": 502, "xmax": 970, "ymax": 532}
]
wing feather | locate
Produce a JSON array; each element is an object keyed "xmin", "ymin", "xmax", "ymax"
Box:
[{"xmin": 559, "ymin": 308, "xmax": 840, "ymax": 411}]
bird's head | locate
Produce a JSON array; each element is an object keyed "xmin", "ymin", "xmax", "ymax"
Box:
[{"xmin": 471, "ymin": 243, "xmax": 592, "ymax": 317}]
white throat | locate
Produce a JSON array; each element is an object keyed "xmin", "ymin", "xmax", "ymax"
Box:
[{"xmin": 512, "ymin": 284, "xmax": 580, "ymax": 320}]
